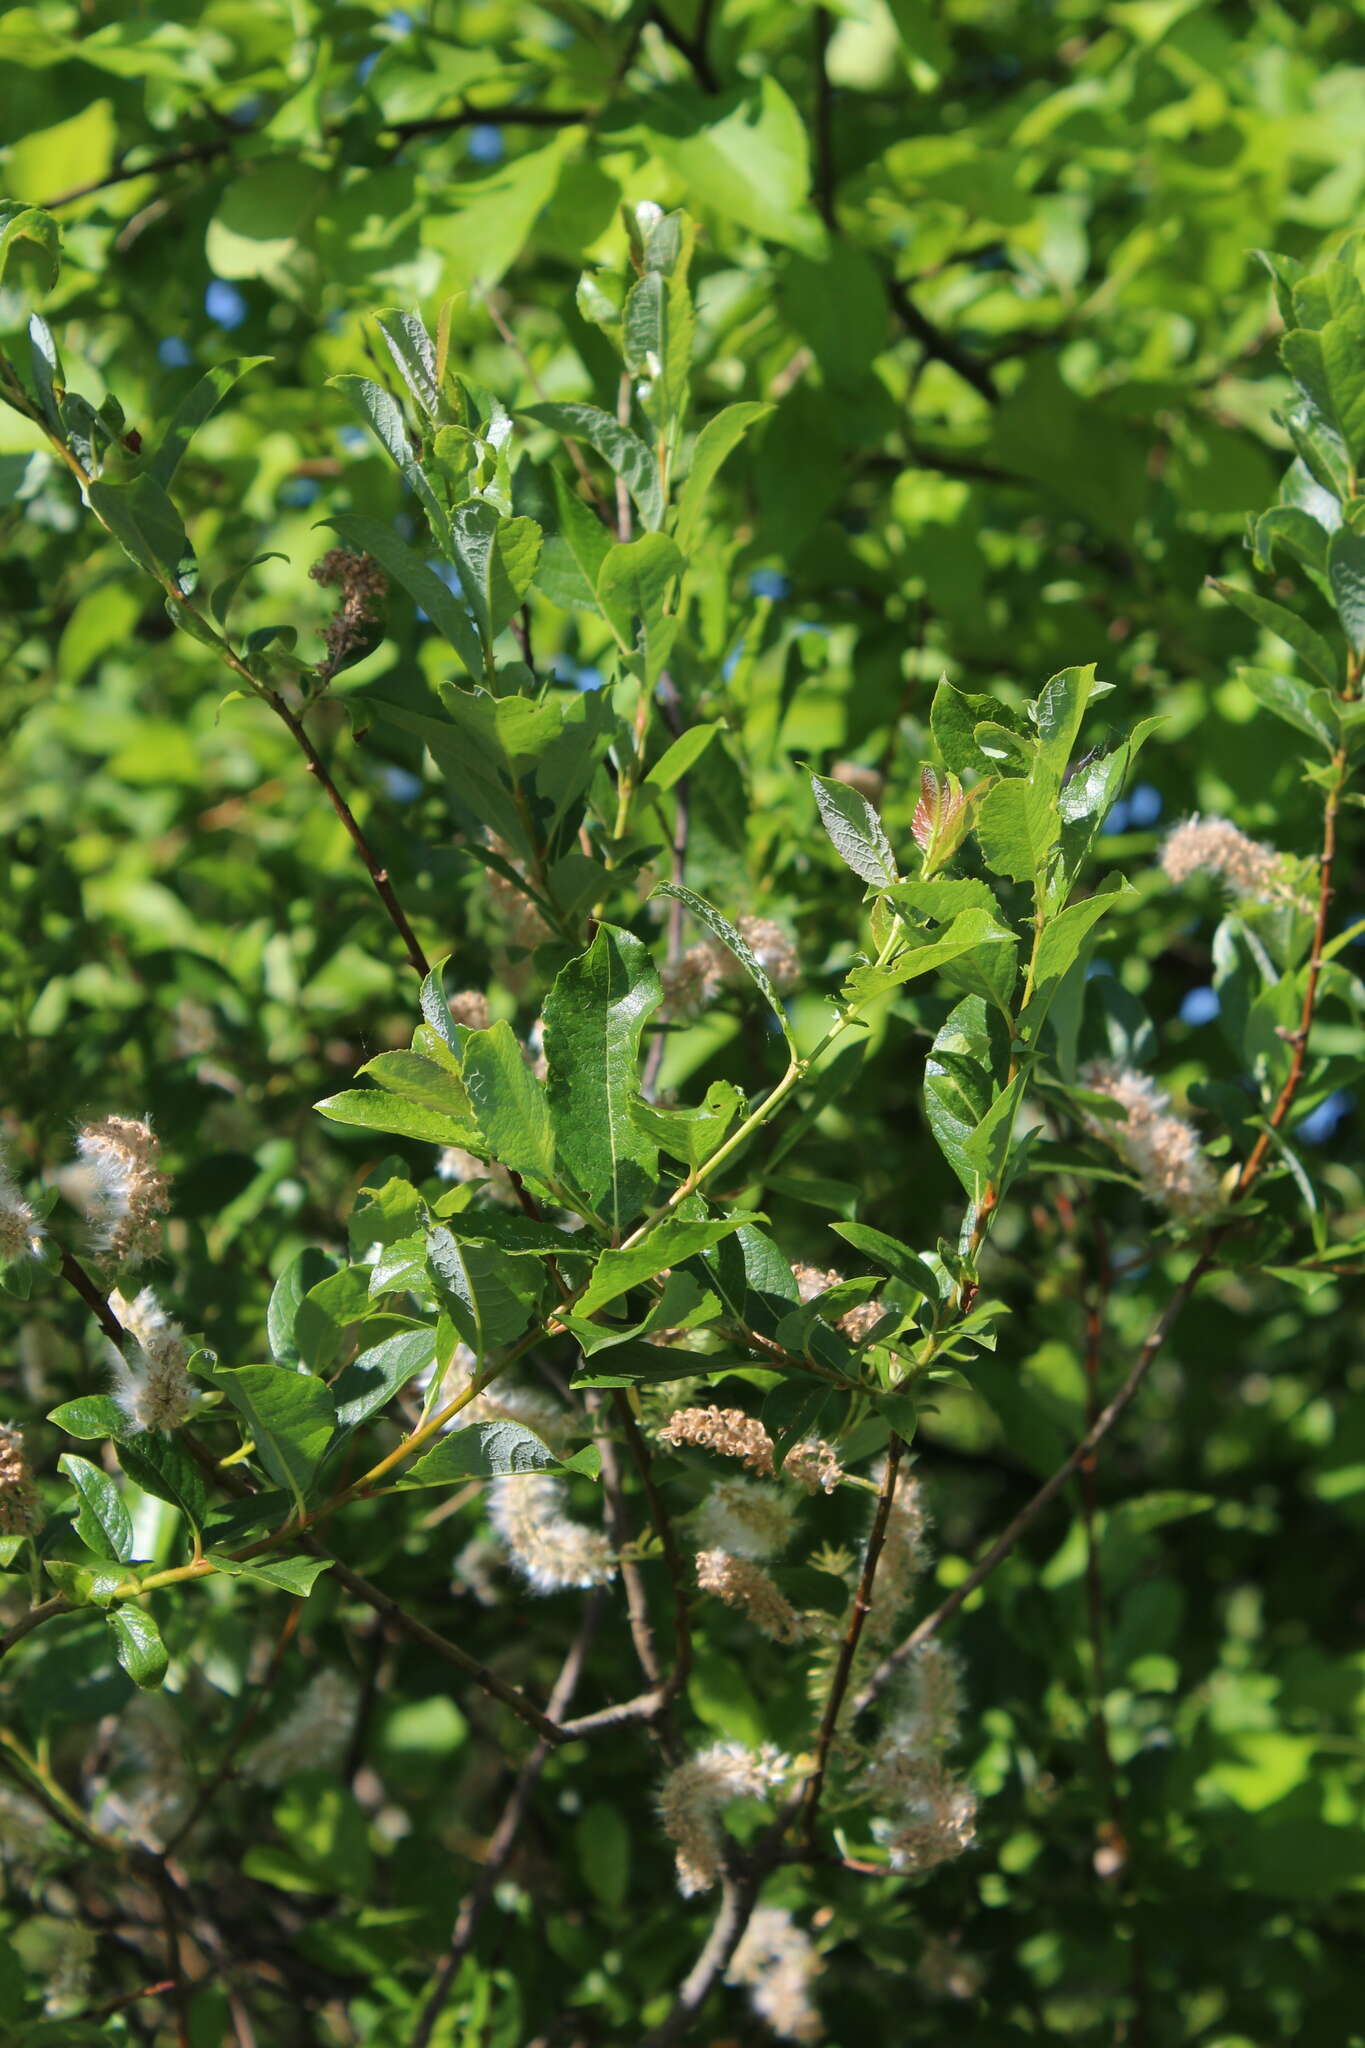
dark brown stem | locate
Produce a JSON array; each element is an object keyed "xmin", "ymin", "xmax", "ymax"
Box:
[
  {"xmin": 263, "ymin": 688, "xmax": 429, "ymax": 977},
  {"xmin": 1235, "ymin": 748, "xmax": 1345, "ymax": 1194},
  {"xmin": 637, "ymin": 1869, "xmax": 762, "ymax": 2048},
  {"xmin": 812, "ymin": 9, "xmax": 836, "ymax": 230},
  {"xmin": 614, "ymin": 1392, "xmax": 693, "ymax": 1710},
  {"xmin": 410, "ymin": 1595, "xmax": 602, "ymax": 2048},
  {"xmin": 648, "ymin": 2, "xmax": 720, "ymax": 91},
  {"xmin": 589, "ymin": 1392, "xmax": 664, "ymax": 1692},
  {"xmin": 59, "ymin": 1248, "xmax": 126, "ymax": 1348},
  {"xmin": 887, "ymin": 275, "xmax": 999, "ymax": 405},
  {"xmin": 801, "ymin": 1434, "xmax": 903, "ymax": 1843},
  {"xmin": 852, "ymin": 1260, "xmax": 1211, "ymax": 1715}
]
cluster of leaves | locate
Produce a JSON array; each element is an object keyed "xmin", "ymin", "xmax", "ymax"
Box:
[{"xmin": 3, "ymin": 6, "xmax": 1365, "ymax": 2045}]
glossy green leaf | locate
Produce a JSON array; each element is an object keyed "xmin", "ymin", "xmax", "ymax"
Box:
[
  {"xmin": 199, "ymin": 1364, "xmax": 336, "ymax": 1511},
  {"xmin": 543, "ymin": 924, "xmax": 662, "ymax": 1231},
  {"xmin": 652, "ymin": 881, "xmax": 795, "ymax": 1048},
  {"xmin": 106, "ymin": 1605, "xmax": 168, "ymax": 1689},
  {"xmin": 460, "ymin": 1020, "xmax": 555, "ymax": 1181},
  {"xmin": 673, "ymin": 401, "xmax": 772, "ymax": 553},
  {"xmin": 596, "ymin": 533, "xmax": 682, "ymax": 685},
  {"xmin": 572, "ymin": 1211, "xmax": 758, "ymax": 1317},
  {"xmin": 811, "ymin": 771, "xmax": 898, "ymax": 889},
  {"xmin": 58, "ymin": 1453, "xmax": 134, "ymax": 1563}
]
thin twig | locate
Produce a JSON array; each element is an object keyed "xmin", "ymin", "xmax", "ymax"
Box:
[
  {"xmin": 637, "ymin": 1869, "xmax": 762, "ymax": 2048},
  {"xmin": 812, "ymin": 9, "xmax": 836, "ymax": 231},
  {"xmin": 887, "ymin": 276, "xmax": 999, "ymax": 405},
  {"xmin": 647, "ymin": 2, "xmax": 720, "ymax": 91},
  {"xmin": 410, "ymin": 1594, "xmax": 602, "ymax": 2048},
  {"xmin": 800, "ymin": 1435, "xmax": 903, "ymax": 1843},
  {"xmin": 614, "ymin": 1392, "xmax": 693, "ymax": 1714},
  {"xmin": 589, "ymin": 1391, "xmax": 664, "ymax": 1692}
]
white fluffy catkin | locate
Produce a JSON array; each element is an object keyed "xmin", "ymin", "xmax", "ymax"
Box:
[
  {"xmin": 659, "ymin": 1742, "xmax": 790, "ymax": 1895},
  {"xmin": 486, "ymin": 1472, "xmax": 615, "ymax": 1592}
]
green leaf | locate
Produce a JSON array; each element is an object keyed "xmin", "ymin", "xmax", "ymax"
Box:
[
  {"xmin": 268, "ymin": 1248, "xmax": 340, "ymax": 1369},
  {"xmin": 1032, "ymin": 664, "xmax": 1101, "ymax": 782},
  {"xmin": 147, "ymin": 356, "xmax": 271, "ymax": 488},
  {"xmin": 829, "ymin": 1223, "xmax": 942, "ymax": 1303},
  {"xmin": 1317, "ymin": 309, "xmax": 1365, "ymax": 468},
  {"xmin": 315, "ymin": 1087, "xmax": 479, "ymax": 1149},
  {"xmin": 652, "ymin": 881, "xmax": 795, "ymax": 1049},
  {"xmin": 924, "ymin": 996, "xmax": 1000, "ymax": 1193},
  {"xmin": 931, "ymin": 679, "xmax": 1028, "ymax": 778},
  {"xmin": 596, "ymin": 533, "xmax": 682, "ymax": 686},
  {"xmin": 461, "ymin": 1020, "xmax": 555, "ymax": 1181},
  {"xmin": 397, "ymin": 1420, "xmax": 562, "ymax": 1485},
  {"xmin": 330, "ymin": 373, "xmax": 450, "ymax": 546},
  {"xmin": 810, "ymin": 772, "xmax": 898, "ymax": 889},
  {"xmin": 523, "ymin": 402, "xmax": 664, "ymax": 531},
  {"xmin": 375, "ymin": 308, "xmax": 444, "ymax": 420},
  {"xmin": 1209, "ymin": 578, "xmax": 1339, "ymax": 692},
  {"xmin": 49, "ymin": 1396, "xmax": 211, "ymax": 1534},
  {"xmin": 632, "ymin": 1079, "xmax": 746, "ymax": 1170},
  {"xmin": 1328, "ymin": 525, "xmax": 1365, "ymax": 653},
  {"xmin": 572, "ymin": 1212, "xmax": 758, "ymax": 1318},
  {"xmin": 840, "ymin": 909, "xmax": 1012, "ymax": 1006},
  {"xmin": 0, "ymin": 202, "xmax": 60, "ymax": 291},
  {"xmin": 543, "ymin": 924, "xmax": 662, "ymax": 1231},
  {"xmin": 1018, "ymin": 879, "xmax": 1130, "ymax": 1045},
  {"xmin": 106, "ymin": 1605, "xmax": 168, "ymax": 1690},
  {"xmin": 326, "ymin": 510, "xmax": 484, "ymax": 679},
  {"xmin": 538, "ymin": 467, "xmax": 613, "ymax": 610},
  {"xmin": 87, "ymin": 475, "xmax": 198, "ymax": 598},
  {"xmin": 1238, "ymin": 667, "xmax": 1339, "ymax": 753},
  {"xmin": 673, "ymin": 402, "xmax": 773, "ymax": 554},
  {"xmin": 58, "ymin": 1453, "xmax": 134, "ymax": 1563},
  {"xmin": 206, "ymin": 1553, "xmax": 333, "ymax": 1596},
  {"xmin": 646, "ymin": 722, "xmax": 720, "ymax": 791},
  {"xmin": 974, "ymin": 775, "xmax": 1059, "ymax": 888},
  {"xmin": 450, "ymin": 501, "xmax": 542, "ymax": 652},
  {"xmin": 330, "ymin": 1328, "xmax": 438, "ymax": 1431},
  {"xmin": 199, "ymin": 1364, "xmax": 336, "ymax": 1512},
  {"xmin": 426, "ymin": 1227, "xmax": 544, "ymax": 1351},
  {"xmin": 359, "ymin": 1050, "xmax": 478, "ymax": 1128},
  {"xmin": 642, "ymin": 80, "xmax": 825, "ymax": 255}
]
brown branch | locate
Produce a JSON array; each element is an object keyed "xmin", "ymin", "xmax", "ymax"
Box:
[
  {"xmin": 648, "ymin": 2, "xmax": 720, "ymax": 91},
  {"xmin": 812, "ymin": 9, "xmax": 836, "ymax": 231},
  {"xmin": 1234, "ymin": 747, "xmax": 1346, "ymax": 1194},
  {"xmin": 59, "ymin": 1247, "xmax": 126, "ymax": 1348},
  {"xmin": 852, "ymin": 1260, "xmax": 1210, "ymax": 1715},
  {"xmin": 615, "ymin": 1392, "xmax": 693, "ymax": 1709},
  {"xmin": 637, "ymin": 1869, "xmax": 763, "ymax": 2048},
  {"xmin": 800, "ymin": 1434, "xmax": 903, "ymax": 1844},
  {"xmin": 589, "ymin": 1391, "xmax": 664, "ymax": 1692},
  {"xmin": 262, "ymin": 687, "xmax": 429, "ymax": 976},
  {"xmin": 887, "ymin": 276, "xmax": 999, "ymax": 405},
  {"xmin": 410, "ymin": 1594, "xmax": 602, "ymax": 2048}
]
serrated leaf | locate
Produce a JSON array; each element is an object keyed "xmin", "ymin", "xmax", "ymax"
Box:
[
  {"xmin": 375, "ymin": 308, "xmax": 444, "ymax": 420},
  {"xmin": 268, "ymin": 1248, "xmax": 340, "ymax": 1368},
  {"xmin": 924, "ymin": 996, "xmax": 999, "ymax": 1193},
  {"xmin": 652, "ymin": 881, "xmax": 795, "ymax": 1049},
  {"xmin": 1238, "ymin": 667, "xmax": 1339, "ymax": 753},
  {"xmin": 543, "ymin": 925, "xmax": 662, "ymax": 1231},
  {"xmin": 632, "ymin": 1079, "xmax": 746, "ymax": 1170},
  {"xmin": 840, "ymin": 908, "xmax": 1010, "ymax": 1006},
  {"xmin": 106, "ymin": 1605, "xmax": 168, "ymax": 1689},
  {"xmin": 974, "ymin": 774, "xmax": 1059, "ymax": 888},
  {"xmin": 59, "ymin": 1453, "xmax": 135, "ymax": 1563},
  {"xmin": 811, "ymin": 772, "xmax": 898, "ymax": 888},
  {"xmin": 1018, "ymin": 879, "xmax": 1129, "ymax": 1044},
  {"xmin": 646, "ymin": 722, "xmax": 720, "ymax": 791}
]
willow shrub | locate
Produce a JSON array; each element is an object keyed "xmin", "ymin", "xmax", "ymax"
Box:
[{"xmin": 1, "ymin": 198, "xmax": 1364, "ymax": 2045}]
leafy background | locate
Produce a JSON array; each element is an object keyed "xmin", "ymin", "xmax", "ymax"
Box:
[{"xmin": 2, "ymin": 1, "xmax": 1365, "ymax": 2043}]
